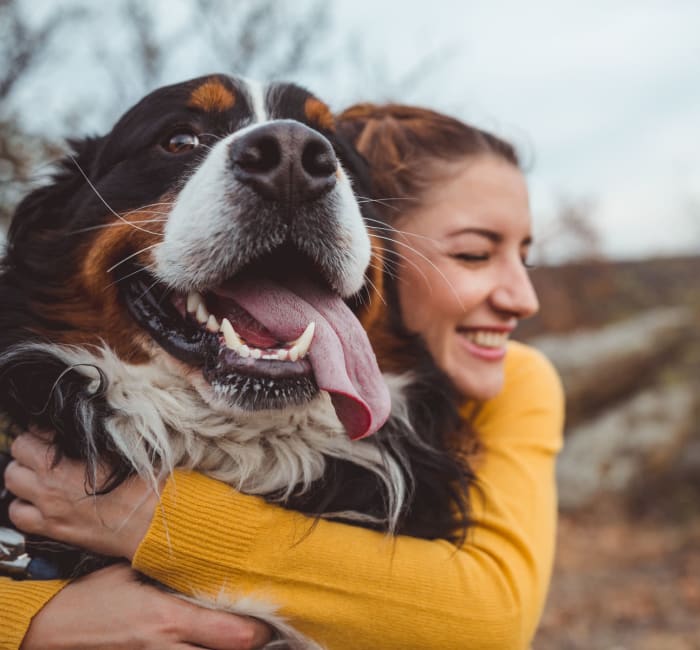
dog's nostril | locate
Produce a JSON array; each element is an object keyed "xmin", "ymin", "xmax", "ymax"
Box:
[
  {"xmin": 234, "ymin": 136, "xmax": 281, "ymax": 174},
  {"xmin": 302, "ymin": 139, "xmax": 336, "ymax": 178},
  {"xmin": 230, "ymin": 121, "xmax": 337, "ymax": 203}
]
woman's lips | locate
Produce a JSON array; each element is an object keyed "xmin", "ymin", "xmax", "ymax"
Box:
[{"xmin": 457, "ymin": 328, "xmax": 510, "ymax": 361}]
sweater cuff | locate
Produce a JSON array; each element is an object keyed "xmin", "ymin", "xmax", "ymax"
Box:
[
  {"xmin": 132, "ymin": 470, "xmax": 265, "ymax": 596},
  {"xmin": 0, "ymin": 578, "xmax": 68, "ymax": 650}
]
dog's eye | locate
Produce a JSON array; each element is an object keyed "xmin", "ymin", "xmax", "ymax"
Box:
[{"xmin": 163, "ymin": 131, "xmax": 200, "ymax": 154}]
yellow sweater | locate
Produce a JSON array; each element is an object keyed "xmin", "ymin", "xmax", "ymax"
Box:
[{"xmin": 0, "ymin": 342, "xmax": 563, "ymax": 649}]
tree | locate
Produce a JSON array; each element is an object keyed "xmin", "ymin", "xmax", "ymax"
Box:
[
  {"xmin": 533, "ymin": 195, "xmax": 605, "ymax": 265},
  {"xmin": 0, "ymin": 0, "xmax": 86, "ymax": 231}
]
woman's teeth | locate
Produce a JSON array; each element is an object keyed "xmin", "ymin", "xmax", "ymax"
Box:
[
  {"xmin": 464, "ymin": 330, "xmax": 509, "ymax": 348},
  {"xmin": 186, "ymin": 291, "xmax": 314, "ymax": 361}
]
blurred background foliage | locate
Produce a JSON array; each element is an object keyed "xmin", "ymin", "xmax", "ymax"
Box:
[{"xmin": 1, "ymin": 1, "xmax": 699, "ymax": 646}]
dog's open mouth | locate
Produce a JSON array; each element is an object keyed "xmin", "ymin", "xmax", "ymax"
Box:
[{"xmin": 120, "ymin": 248, "xmax": 389, "ymax": 439}]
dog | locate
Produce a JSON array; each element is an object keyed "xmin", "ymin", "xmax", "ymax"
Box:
[{"xmin": 0, "ymin": 75, "xmax": 472, "ymax": 647}]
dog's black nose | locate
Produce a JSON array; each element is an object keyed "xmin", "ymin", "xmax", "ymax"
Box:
[{"xmin": 230, "ymin": 121, "xmax": 337, "ymax": 203}]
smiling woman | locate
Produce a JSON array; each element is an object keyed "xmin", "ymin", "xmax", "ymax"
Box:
[{"xmin": 344, "ymin": 102, "xmax": 540, "ymax": 402}]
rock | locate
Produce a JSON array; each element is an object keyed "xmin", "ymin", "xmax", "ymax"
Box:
[
  {"xmin": 557, "ymin": 382, "xmax": 697, "ymax": 511},
  {"xmin": 531, "ymin": 307, "xmax": 695, "ymax": 426}
]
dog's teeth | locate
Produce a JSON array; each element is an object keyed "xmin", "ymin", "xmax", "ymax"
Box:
[
  {"xmin": 288, "ymin": 345, "xmax": 300, "ymax": 362},
  {"xmin": 187, "ymin": 291, "xmax": 204, "ymax": 314},
  {"xmin": 250, "ymin": 348, "xmax": 262, "ymax": 359},
  {"xmin": 195, "ymin": 302, "xmax": 210, "ymax": 324},
  {"xmin": 221, "ymin": 318, "xmax": 243, "ymax": 350},
  {"xmin": 206, "ymin": 314, "xmax": 220, "ymax": 333},
  {"xmin": 277, "ymin": 349, "xmax": 289, "ymax": 362},
  {"xmin": 239, "ymin": 344, "xmax": 251, "ymax": 358},
  {"xmin": 287, "ymin": 322, "xmax": 315, "ymax": 360}
]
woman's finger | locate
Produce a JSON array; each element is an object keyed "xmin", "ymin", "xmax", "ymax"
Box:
[
  {"xmin": 3, "ymin": 458, "xmax": 39, "ymax": 502},
  {"xmin": 10, "ymin": 433, "xmax": 55, "ymax": 470},
  {"xmin": 180, "ymin": 603, "xmax": 273, "ymax": 650},
  {"xmin": 7, "ymin": 497, "xmax": 45, "ymax": 534}
]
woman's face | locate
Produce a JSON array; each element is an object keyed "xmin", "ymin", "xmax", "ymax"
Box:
[{"xmin": 395, "ymin": 155, "xmax": 539, "ymax": 400}]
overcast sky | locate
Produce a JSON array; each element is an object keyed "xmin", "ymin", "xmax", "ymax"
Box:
[
  {"xmin": 10, "ymin": 0, "xmax": 700, "ymax": 261},
  {"xmin": 323, "ymin": 0, "xmax": 700, "ymax": 261}
]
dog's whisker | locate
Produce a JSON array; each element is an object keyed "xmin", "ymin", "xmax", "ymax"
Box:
[
  {"xmin": 356, "ymin": 195, "xmax": 420, "ymax": 213},
  {"xmin": 69, "ymin": 218, "xmax": 169, "ymax": 235},
  {"xmin": 108, "ymin": 263, "xmax": 157, "ymax": 289},
  {"xmin": 365, "ymin": 219, "xmax": 443, "ymax": 246},
  {"xmin": 121, "ymin": 201, "xmax": 175, "ymax": 214},
  {"xmin": 362, "ymin": 274, "xmax": 387, "ymax": 307},
  {"xmin": 136, "ymin": 275, "xmax": 165, "ymax": 304},
  {"xmin": 68, "ymin": 155, "xmax": 164, "ymax": 236},
  {"xmin": 156, "ymin": 286, "xmax": 175, "ymax": 309},
  {"xmin": 368, "ymin": 233, "xmax": 464, "ymax": 309},
  {"xmin": 106, "ymin": 243, "xmax": 161, "ymax": 274},
  {"xmin": 367, "ymin": 260, "xmax": 400, "ymax": 283}
]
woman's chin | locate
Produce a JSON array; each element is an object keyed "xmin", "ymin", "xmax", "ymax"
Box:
[{"xmin": 450, "ymin": 358, "xmax": 506, "ymax": 402}]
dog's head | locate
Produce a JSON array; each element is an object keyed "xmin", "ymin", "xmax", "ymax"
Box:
[{"xmin": 2, "ymin": 75, "xmax": 389, "ymax": 440}]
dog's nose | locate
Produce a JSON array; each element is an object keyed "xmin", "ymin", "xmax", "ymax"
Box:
[{"xmin": 230, "ymin": 121, "xmax": 337, "ymax": 203}]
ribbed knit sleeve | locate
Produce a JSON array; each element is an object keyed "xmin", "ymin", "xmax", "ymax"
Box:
[
  {"xmin": 133, "ymin": 342, "xmax": 564, "ymax": 649},
  {"xmin": 0, "ymin": 579, "xmax": 67, "ymax": 650}
]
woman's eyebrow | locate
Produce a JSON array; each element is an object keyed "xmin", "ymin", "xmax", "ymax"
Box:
[
  {"xmin": 449, "ymin": 227, "xmax": 533, "ymax": 247},
  {"xmin": 448, "ymin": 227, "xmax": 502, "ymax": 242}
]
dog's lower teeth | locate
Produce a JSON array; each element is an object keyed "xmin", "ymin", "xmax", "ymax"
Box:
[
  {"xmin": 206, "ymin": 314, "xmax": 220, "ymax": 332},
  {"xmin": 219, "ymin": 317, "xmax": 313, "ymax": 362}
]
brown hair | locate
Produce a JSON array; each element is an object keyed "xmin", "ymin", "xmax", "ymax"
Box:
[{"xmin": 337, "ymin": 103, "xmax": 519, "ymax": 220}]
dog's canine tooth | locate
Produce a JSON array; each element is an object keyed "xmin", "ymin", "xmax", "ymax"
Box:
[
  {"xmin": 221, "ymin": 318, "xmax": 243, "ymax": 351},
  {"xmin": 206, "ymin": 314, "xmax": 221, "ymax": 333},
  {"xmin": 186, "ymin": 291, "xmax": 204, "ymax": 314},
  {"xmin": 195, "ymin": 302, "xmax": 210, "ymax": 324},
  {"xmin": 288, "ymin": 345, "xmax": 300, "ymax": 362},
  {"xmin": 287, "ymin": 322, "xmax": 315, "ymax": 359}
]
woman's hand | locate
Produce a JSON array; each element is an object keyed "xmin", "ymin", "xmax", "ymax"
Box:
[
  {"xmin": 21, "ymin": 563, "xmax": 273, "ymax": 650},
  {"xmin": 5, "ymin": 432, "xmax": 156, "ymax": 560}
]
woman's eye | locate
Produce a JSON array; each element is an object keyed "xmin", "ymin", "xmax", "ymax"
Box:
[
  {"xmin": 163, "ymin": 131, "xmax": 200, "ymax": 154},
  {"xmin": 453, "ymin": 253, "xmax": 490, "ymax": 263}
]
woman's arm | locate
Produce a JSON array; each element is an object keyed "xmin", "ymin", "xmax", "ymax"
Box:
[
  {"xmin": 5, "ymin": 342, "xmax": 563, "ymax": 649},
  {"xmin": 0, "ymin": 578, "xmax": 66, "ymax": 650},
  {"xmin": 132, "ymin": 342, "xmax": 563, "ymax": 649},
  {"xmin": 1, "ymin": 565, "xmax": 271, "ymax": 650}
]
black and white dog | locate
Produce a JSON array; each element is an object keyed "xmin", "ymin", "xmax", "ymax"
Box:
[{"xmin": 0, "ymin": 75, "xmax": 471, "ymax": 646}]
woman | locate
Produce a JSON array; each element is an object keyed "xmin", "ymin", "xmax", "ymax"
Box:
[{"xmin": 2, "ymin": 104, "xmax": 563, "ymax": 650}]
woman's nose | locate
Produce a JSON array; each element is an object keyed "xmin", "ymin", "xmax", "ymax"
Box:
[{"xmin": 489, "ymin": 260, "xmax": 539, "ymax": 318}]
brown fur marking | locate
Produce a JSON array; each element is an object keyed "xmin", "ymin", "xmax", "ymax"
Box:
[
  {"xmin": 188, "ymin": 79, "xmax": 236, "ymax": 112},
  {"xmin": 36, "ymin": 206, "xmax": 168, "ymax": 363},
  {"xmin": 304, "ymin": 97, "xmax": 335, "ymax": 131}
]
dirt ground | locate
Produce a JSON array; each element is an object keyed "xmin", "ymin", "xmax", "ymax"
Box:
[{"xmin": 534, "ymin": 500, "xmax": 700, "ymax": 649}]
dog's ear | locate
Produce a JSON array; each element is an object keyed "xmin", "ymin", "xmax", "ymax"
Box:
[
  {"xmin": 7, "ymin": 136, "xmax": 104, "ymax": 247},
  {"xmin": 331, "ymin": 131, "xmax": 389, "ymax": 330},
  {"xmin": 331, "ymin": 132, "xmax": 374, "ymax": 202}
]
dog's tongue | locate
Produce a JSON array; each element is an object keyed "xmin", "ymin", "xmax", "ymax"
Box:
[{"xmin": 220, "ymin": 278, "xmax": 390, "ymax": 440}]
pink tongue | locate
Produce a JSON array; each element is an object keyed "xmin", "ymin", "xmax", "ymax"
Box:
[{"xmin": 219, "ymin": 278, "xmax": 390, "ymax": 440}]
